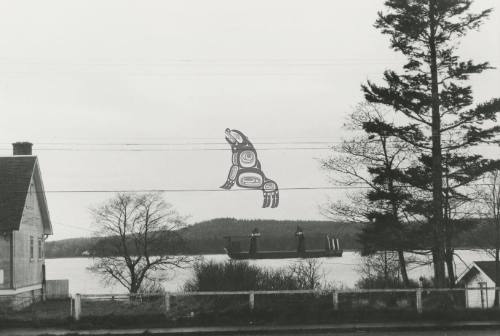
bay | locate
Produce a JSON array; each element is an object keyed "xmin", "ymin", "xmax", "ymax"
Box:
[{"xmin": 45, "ymin": 250, "xmax": 494, "ymax": 294}]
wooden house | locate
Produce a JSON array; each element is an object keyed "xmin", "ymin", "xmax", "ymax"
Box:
[
  {"xmin": 0, "ymin": 142, "xmax": 53, "ymax": 308},
  {"xmin": 456, "ymin": 261, "xmax": 499, "ymax": 309}
]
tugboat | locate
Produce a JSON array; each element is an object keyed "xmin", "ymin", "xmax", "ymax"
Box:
[{"xmin": 224, "ymin": 226, "xmax": 343, "ymax": 260}]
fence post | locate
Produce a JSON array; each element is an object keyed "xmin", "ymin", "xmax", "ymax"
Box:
[
  {"xmin": 164, "ymin": 293, "xmax": 171, "ymax": 314},
  {"xmin": 74, "ymin": 294, "xmax": 81, "ymax": 321},
  {"xmin": 416, "ymin": 288, "xmax": 422, "ymax": 314},
  {"xmin": 465, "ymin": 285, "xmax": 468, "ymax": 309},
  {"xmin": 249, "ymin": 292, "xmax": 255, "ymax": 311},
  {"xmin": 332, "ymin": 291, "xmax": 339, "ymax": 310}
]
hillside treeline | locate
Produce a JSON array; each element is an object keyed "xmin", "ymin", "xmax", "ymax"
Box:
[
  {"xmin": 45, "ymin": 217, "xmax": 495, "ymax": 258},
  {"xmin": 45, "ymin": 218, "xmax": 361, "ymax": 258}
]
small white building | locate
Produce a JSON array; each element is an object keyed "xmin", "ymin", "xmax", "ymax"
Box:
[{"xmin": 456, "ymin": 261, "xmax": 499, "ymax": 308}]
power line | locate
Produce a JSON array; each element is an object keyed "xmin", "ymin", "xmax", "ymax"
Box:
[
  {"xmin": 14, "ymin": 141, "xmax": 500, "ymax": 146},
  {"xmin": 2, "ymin": 147, "xmax": 334, "ymax": 152},
  {"xmin": 32, "ymin": 141, "xmax": 343, "ymax": 145},
  {"xmin": 0, "ymin": 142, "xmax": 496, "ymax": 152},
  {"xmin": 0, "ymin": 139, "xmax": 496, "ymax": 147},
  {"xmin": 34, "ymin": 141, "xmax": 377, "ymax": 146},
  {"xmin": 0, "ymin": 186, "xmax": 379, "ymax": 195},
  {"xmin": 52, "ymin": 222, "xmax": 94, "ymax": 233},
  {"xmin": 0, "ymin": 59, "xmax": 408, "ymax": 67},
  {"xmin": 0, "ymin": 71, "xmax": 388, "ymax": 77},
  {"xmin": 0, "ymin": 138, "xmax": 497, "ymax": 146},
  {"xmin": 4, "ymin": 183, "xmax": 500, "ymax": 194},
  {"xmin": 37, "ymin": 186, "xmax": 374, "ymax": 193}
]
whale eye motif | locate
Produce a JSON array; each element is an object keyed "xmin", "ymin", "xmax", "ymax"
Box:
[{"xmin": 240, "ymin": 150, "xmax": 256, "ymax": 168}]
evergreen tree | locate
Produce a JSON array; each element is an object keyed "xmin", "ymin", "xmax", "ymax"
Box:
[
  {"xmin": 362, "ymin": 0, "xmax": 500, "ymax": 287},
  {"xmin": 400, "ymin": 152, "xmax": 500, "ymax": 285}
]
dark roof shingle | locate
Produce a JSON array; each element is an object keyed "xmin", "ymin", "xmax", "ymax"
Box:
[
  {"xmin": 0, "ymin": 156, "xmax": 37, "ymax": 231},
  {"xmin": 474, "ymin": 261, "xmax": 500, "ymax": 283}
]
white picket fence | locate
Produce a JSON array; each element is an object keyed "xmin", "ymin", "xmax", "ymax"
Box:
[{"xmin": 70, "ymin": 287, "xmax": 499, "ymax": 320}]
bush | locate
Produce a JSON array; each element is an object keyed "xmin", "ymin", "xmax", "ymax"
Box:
[
  {"xmin": 138, "ymin": 279, "xmax": 167, "ymax": 295},
  {"xmin": 183, "ymin": 259, "xmax": 323, "ymax": 291},
  {"xmin": 184, "ymin": 260, "xmax": 262, "ymax": 291},
  {"xmin": 356, "ymin": 275, "xmax": 434, "ymax": 289},
  {"xmin": 356, "ymin": 275, "xmax": 417, "ymax": 289}
]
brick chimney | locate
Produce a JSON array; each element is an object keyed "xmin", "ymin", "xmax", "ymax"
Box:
[{"xmin": 12, "ymin": 142, "xmax": 33, "ymax": 155}]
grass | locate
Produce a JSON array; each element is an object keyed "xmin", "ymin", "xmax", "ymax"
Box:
[
  {"xmin": 3, "ymin": 296, "xmax": 500, "ymax": 329},
  {"xmin": 0, "ymin": 299, "xmax": 72, "ymax": 328},
  {"xmin": 81, "ymin": 296, "xmax": 165, "ymax": 317}
]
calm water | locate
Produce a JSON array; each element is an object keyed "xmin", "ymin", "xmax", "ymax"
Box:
[{"xmin": 45, "ymin": 250, "xmax": 494, "ymax": 294}]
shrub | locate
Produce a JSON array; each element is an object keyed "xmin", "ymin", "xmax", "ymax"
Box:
[
  {"xmin": 138, "ymin": 279, "xmax": 167, "ymax": 295},
  {"xmin": 184, "ymin": 260, "xmax": 262, "ymax": 291},
  {"xmin": 356, "ymin": 275, "xmax": 407, "ymax": 289},
  {"xmin": 183, "ymin": 259, "xmax": 324, "ymax": 291},
  {"xmin": 356, "ymin": 275, "xmax": 427, "ymax": 289}
]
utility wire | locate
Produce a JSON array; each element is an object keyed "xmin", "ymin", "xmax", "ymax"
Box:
[
  {"xmin": 2, "ymin": 186, "xmax": 372, "ymax": 194},
  {"xmin": 1, "ymin": 139, "xmax": 497, "ymax": 146},
  {"xmin": 2, "ymin": 147, "xmax": 334, "ymax": 152},
  {"xmin": 0, "ymin": 58, "xmax": 408, "ymax": 65},
  {"xmin": 0, "ymin": 143, "xmax": 496, "ymax": 152},
  {"xmin": 2, "ymin": 183, "xmax": 500, "ymax": 194}
]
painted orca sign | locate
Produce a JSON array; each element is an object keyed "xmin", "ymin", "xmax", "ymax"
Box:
[{"xmin": 220, "ymin": 129, "xmax": 279, "ymax": 208}]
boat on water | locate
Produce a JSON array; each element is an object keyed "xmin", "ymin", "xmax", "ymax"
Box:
[
  {"xmin": 224, "ymin": 227, "xmax": 343, "ymax": 260},
  {"xmin": 226, "ymin": 248, "xmax": 343, "ymax": 260}
]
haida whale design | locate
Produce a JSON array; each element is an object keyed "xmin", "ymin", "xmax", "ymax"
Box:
[{"xmin": 220, "ymin": 129, "xmax": 279, "ymax": 208}]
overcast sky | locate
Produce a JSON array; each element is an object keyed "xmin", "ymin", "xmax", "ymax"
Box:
[{"xmin": 0, "ymin": 0, "xmax": 498, "ymax": 240}]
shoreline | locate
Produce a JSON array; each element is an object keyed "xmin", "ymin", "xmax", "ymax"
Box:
[{"xmin": 44, "ymin": 248, "xmax": 489, "ymax": 259}]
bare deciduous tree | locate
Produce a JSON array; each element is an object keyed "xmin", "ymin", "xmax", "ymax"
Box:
[
  {"xmin": 288, "ymin": 259, "xmax": 324, "ymax": 290},
  {"xmin": 88, "ymin": 193, "xmax": 193, "ymax": 293},
  {"xmin": 476, "ymin": 171, "xmax": 500, "ymax": 306},
  {"xmin": 357, "ymin": 252, "xmax": 400, "ymax": 288},
  {"xmin": 321, "ymin": 103, "xmax": 417, "ymax": 287}
]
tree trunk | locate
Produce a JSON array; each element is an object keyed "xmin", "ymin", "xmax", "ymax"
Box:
[
  {"xmin": 443, "ymin": 161, "xmax": 455, "ymax": 288},
  {"xmin": 495, "ymin": 216, "xmax": 499, "ymax": 307},
  {"xmin": 429, "ymin": 0, "xmax": 446, "ymax": 288},
  {"xmin": 130, "ymin": 282, "xmax": 140, "ymax": 294},
  {"xmin": 495, "ymin": 247, "xmax": 499, "ymax": 307},
  {"xmin": 445, "ymin": 248, "xmax": 455, "ymax": 287},
  {"xmin": 384, "ymin": 250, "xmax": 388, "ymax": 287},
  {"xmin": 444, "ymin": 209, "xmax": 455, "ymax": 287},
  {"xmin": 129, "ymin": 270, "xmax": 139, "ymax": 294},
  {"xmin": 398, "ymin": 249, "xmax": 410, "ymax": 287}
]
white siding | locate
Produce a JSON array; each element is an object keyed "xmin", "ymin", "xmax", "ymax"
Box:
[
  {"xmin": 13, "ymin": 177, "xmax": 45, "ymax": 288},
  {"xmin": 465, "ymin": 270, "xmax": 495, "ymax": 308}
]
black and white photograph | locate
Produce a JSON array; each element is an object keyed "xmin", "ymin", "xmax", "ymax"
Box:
[{"xmin": 0, "ymin": 0, "xmax": 499, "ymax": 335}]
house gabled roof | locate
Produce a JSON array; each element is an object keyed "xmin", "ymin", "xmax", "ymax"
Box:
[
  {"xmin": 456, "ymin": 261, "xmax": 499, "ymax": 285},
  {"xmin": 474, "ymin": 261, "xmax": 499, "ymax": 283},
  {"xmin": 0, "ymin": 156, "xmax": 52, "ymax": 234}
]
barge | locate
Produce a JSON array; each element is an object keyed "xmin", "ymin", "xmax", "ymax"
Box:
[{"xmin": 224, "ymin": 227, "xmax": 343, "ymax": 260}]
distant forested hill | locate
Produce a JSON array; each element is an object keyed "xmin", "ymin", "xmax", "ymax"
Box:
[
  {"xmin": 178, "ymin": 218, "xmax": 363, "ymax": 254},
  {"xmin": 45, "ymin": 237, "xmax": 98, "ymax": 258},
  {"xmin": 45, "ymin": 217, "xmax": 499, "ymax": 258},
  {"xmin": 45, "ymin": 218, "xmax": 362, "ymax": 258}
]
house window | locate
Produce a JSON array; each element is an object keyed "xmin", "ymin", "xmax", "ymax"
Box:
[
  {"xmin": 26, "ymin": 182, "xmax": 35, "ymax": 210},
  {"xmin": 30, "ymin": 236, "xmax": 34, "ymax": 261},
  {"xmin": 38, "ymin": 238, "xmax": 43, "ymax": 260},
  {"xmin": 479, "ymin": 281, "xmax": 488, "ymax": 309}
]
